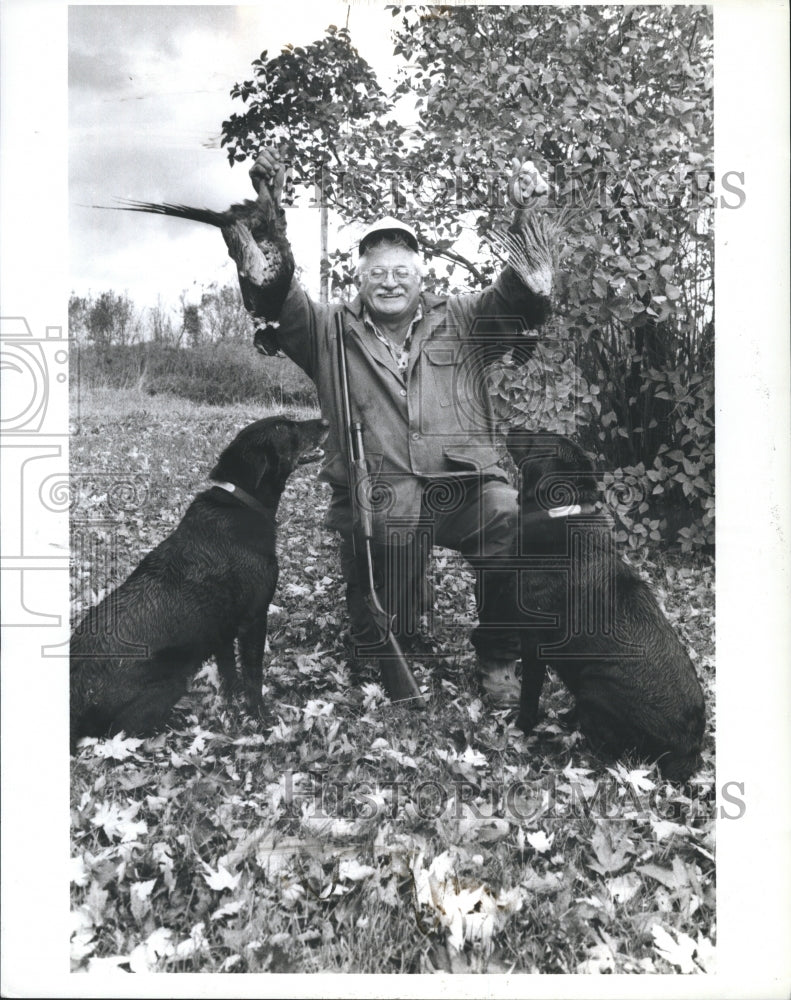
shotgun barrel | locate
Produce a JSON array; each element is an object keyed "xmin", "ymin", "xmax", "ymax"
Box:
[{"xmin": 334, "ymin": 312, "xmax": 426, "ymax": 706}]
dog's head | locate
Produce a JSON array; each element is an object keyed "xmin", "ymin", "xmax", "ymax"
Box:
[
  {"xmin": 210, "ymin": 416, "xmax": 330, "ymax": 497},
  {"xmin": 505, "ymin": 429, "xmax": 599, "ymax": 510}
]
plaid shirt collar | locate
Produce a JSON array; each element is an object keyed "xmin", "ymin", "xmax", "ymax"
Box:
[{"xmin": 361, "ymin": 303, "xmax": 423, "ymax": 375}]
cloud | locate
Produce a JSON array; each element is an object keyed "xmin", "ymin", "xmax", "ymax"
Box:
[
  {"xmin": 69, "ymin": 48, "xmax": 132, "ymax": 95},
  {"xmin": 67, "ymin": 3, "xmax": 400, "ymax": 307},
  {"xmin": 69, "ymin": 6, "xmax": 235, "ymax": 64}
]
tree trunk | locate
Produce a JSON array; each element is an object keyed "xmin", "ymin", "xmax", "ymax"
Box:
[{"xmin": 320, "ymin": 194, "xmax": 329, "ymax": 304}]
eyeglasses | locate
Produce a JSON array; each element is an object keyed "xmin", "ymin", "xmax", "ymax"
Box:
[{"xmin": 359, "ymin": 266, "xmax": 418, "ymax": 283}]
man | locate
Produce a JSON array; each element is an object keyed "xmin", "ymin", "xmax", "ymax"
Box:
[{"xmin": 236, "ymin": 149, "xmax": 555, "ymax": 706}]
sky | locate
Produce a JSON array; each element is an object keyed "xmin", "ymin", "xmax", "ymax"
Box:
[{"xmin": 69, "ymin": 4, "xmax": 406, "ymax": 309}]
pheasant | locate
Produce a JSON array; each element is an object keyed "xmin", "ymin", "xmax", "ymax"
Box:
[{"xmin": 98, "ymin": 174, "xmax": 294, "ymax": 325}]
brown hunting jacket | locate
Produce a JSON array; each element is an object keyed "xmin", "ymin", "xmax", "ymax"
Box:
[{"xmin": 254, "ymin": 268, "xmax": 550, "ymax": 538}]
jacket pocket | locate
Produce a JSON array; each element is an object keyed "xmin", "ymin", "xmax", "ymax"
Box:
[
  {"xmin": 443, "ymin": 447, "xmax": 504, "ymax": 475},
  {"xmin": 424, "ymin": 345, "xmax": 458, "ymax": 408}
]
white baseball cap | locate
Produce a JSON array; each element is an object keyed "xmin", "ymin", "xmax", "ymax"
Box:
[{"xmin": 359, "ymin": 216, "xmax": 419, "ymax": 255}]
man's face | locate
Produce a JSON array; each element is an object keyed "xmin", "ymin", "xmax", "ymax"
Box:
[{"xmin": 355, "ymin": 245, "xmax": 422, "ymax": 326}]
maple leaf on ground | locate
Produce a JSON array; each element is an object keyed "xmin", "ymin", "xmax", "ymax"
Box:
[
  {"xmin": 446, "ymin": 802, "xmax": 511, "ymax": 844},
  {"xmin": 649, "ymin": 818, "xmax": 690, "ymax": 841},
  {"xmin": 606, "ymin": 763, "xmax": 656, "ymax": 793},
  {"xmin": 410, "ymin": 851, "xmax": 525, "ymax": 956},
  {"xmin": 372, "ymin": 738, "xmax": 419, "ymax": 769},
  {"xmin": 92, "ymin": 732, "xmax": 144, "ymax": 761},
  {"xmin": 212, "ymin": 900, "xmax": 245, "ymax": 922},
  {"xmin": 638, "ymin": 863, "xmax": 682, "ymax": 891},
  {"xmin": 526, "ymin": 830, "xmax": 554, "ymax": 854},
  {"xmin": 302, "ymin": 698, "xmax": 334, "ymax": 727},
  {"xmin": 651, "ymin": 923, "xmax": 701, "ymax": 973},
  {"xmin": 360, "ymin": 682, "xmax": 387, "ymax": 710},
  {"xmin": 70, "ymin": 929, "xmax": 96, "ymax": 966},
  {"xmin": 200, "ymin": 861, "xmax": 241, "ymax": 892},
  {"xmin": 588, "ymin": 825, "xmax": 635, "ymax": 875},
  {"xmin": 91, "ymin": 801, "xmax": 148, "ymax": 842},
  {"xmin": 127, "ymin": 928, "xmax": 176, "ymax": 973},
  {"xmin": 520, "ymin": 866, "xmax": 564, "ymax": 895}
]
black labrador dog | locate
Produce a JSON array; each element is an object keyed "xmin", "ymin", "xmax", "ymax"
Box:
[
  {"xmin": 70, "ymin": 415, "xmax": 329, "ymax": 751},
  {"xmin": 506, "ymin": 431, "xmax": 705, "ymax": 781}
]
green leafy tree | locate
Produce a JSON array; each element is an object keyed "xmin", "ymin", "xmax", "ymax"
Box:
[
  {"xmin": 68, "ymin": 290, "xmax": 141, "ymax": 346},
  {"xmin": 387, "ymin": 4, "xmax": 714, "ymax": 551},
  {"xmin": 199, "ymin": 282, "xmax": 255, "ymax": 343},
  {"xmin": 220, "ymin": 24, "xmax": 395, "ymax": 301},
  {"xmin": 220, "ymin": 7, "xmax": 714, "ymax": 549},
  {"xmin": 147, "ymin": 296, "xmax": 177, "ymax": 345},
  {"xmin": 179, "ymin": 294, "xmax": 202, "ymax": 348}
]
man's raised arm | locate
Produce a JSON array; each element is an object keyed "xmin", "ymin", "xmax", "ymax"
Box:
[
  {"xmin": 220, "ymin": 149, "xmax": 295, "ymax": 327},
  {"xmin": 223, "ymin": 149, "xmax": 329, "ymax": 375},
  {"xmin": 450, "ymin": 159, "xmax": 561, "ymax": 340}
]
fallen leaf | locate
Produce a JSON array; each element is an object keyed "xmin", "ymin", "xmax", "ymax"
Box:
[
  {"xmin": 85, "ymin": 955, "xmax": 130, "ymax": 974},
  {"xmin": 638, "ymin": 863, "xmax": 682, "ymax": 891},
  {"xmin": 92, "ymin": 732, "xmax": 143, "ymax": 760},
  {"xmin": 90, "ymin": 801, "xmax": 147, "ymax": 842},
  {"xmin": 338, "ymin": 858, "xmax": 377, "ymax": 882},
  {"xmin": 588, "ymin": 826, "xmax": 634, "ymax": 874},
  {"xmin": 129, "ymin": 878, "xmax": 156, "ymax": 922},
  {"xmin": 649, "ymin": 818, "xmax": 688, "ymax": 841},
  {"xmin": 576, "ymin": 941, "xmax": 615, "ymax": 974},
  {"xmin": 70, "ymin": 855, "xmax": 90, "ymax": 887},
  {"xmin": 526, "ymin": 830, "xmax": 554, "ymax": 854},
  {"xmin": 175, "ymin": 922, "xmax": 208, "ymax": 959},
  {"xmin": 211, "ymin": 901, "xmax": 245, "ymax": 922},
  {"xmin": 608, "ymin": 873, "xmax": 640, "ymax": 903},
  {"xmin": 201, "ymin": 862, "xmax": 241, "ymax": 892},
  {"xmin": 651, "ymin": 923, "xmax": 698, "ymax": 973}
]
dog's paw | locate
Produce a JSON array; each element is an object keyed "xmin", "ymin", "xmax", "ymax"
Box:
[
  {"xmin": 557, "ymin": 706, "xmax": 579, "ymax": 730},
  {"xmin": 220, "ymin": 678, "xmax": 244, "ymax": 703},
  {"xmin": 516, "ymin": 709, "xmax": 539, "ymax": 734},
  {"xmin": 243, "ymin": 688, "xmax": 265, "ymax": 719}
]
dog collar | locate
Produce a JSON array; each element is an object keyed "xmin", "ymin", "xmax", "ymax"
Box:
[
  {"xmin": 547, "ymin": 502, "xmax": 597, "ymax": 519},
  {"xmin": 212, "ymin": 481, "xmax": 271, "ymax": 517}
]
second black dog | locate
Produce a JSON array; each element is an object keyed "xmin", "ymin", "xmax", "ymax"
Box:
[
  {"xmin": 506, "ymin": 431, "xmax": 706, "ymax": 781},
  {"xmin": 70, "ymin": 415, "xmax": 329, "ymax": 751}
]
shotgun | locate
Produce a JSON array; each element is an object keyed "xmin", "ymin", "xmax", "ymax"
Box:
[{"xmin": 334, "ymin": 312, "xmax": 426, "ymax": 706}]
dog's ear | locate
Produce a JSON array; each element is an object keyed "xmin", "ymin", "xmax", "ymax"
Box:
[
  {"xmin": 557, "ymin": 438, "xmax": 595, "ymax": 474},
  {"xmin": 252, "ymin": 423, "xmax": 300, "ymax": 488},
  {"xmin": 510, "ymin": 433, "xmax": 600, "ymax": 506},
  {"xmin": 253, "ymin": 443, "xmax": 289, "ymax": 488},
  {"xmin": 504, "ymin": 427, "xmax": 541, "ymax": 463},
  {"xmin": 210, "ymin": 422, "xmax": 281, "ymax": 490}
]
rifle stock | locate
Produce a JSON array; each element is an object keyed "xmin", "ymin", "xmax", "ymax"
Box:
[{"xmin": 335, "ymin": 313, "xmax": 426, "ymax": 706}]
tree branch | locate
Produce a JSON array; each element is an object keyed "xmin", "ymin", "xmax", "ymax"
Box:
[{"xmin": 420, "ymin": 238, "xmax": 486, "ymax": 284}]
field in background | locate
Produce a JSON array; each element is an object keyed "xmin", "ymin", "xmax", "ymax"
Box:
[
  {"xmin": 69, "ymin": 385, "xmax": 715, "ymax": 975},
  {"xmin": 72, "ymin": 341, "xmax": 318, "ymax": 409}
]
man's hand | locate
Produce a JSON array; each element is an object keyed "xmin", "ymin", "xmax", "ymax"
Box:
[
  {"xmin": 507, "ymin": 158, "xmax": 550, "ymax": 206},
  {"xmin": 250, "ymin": 149, "xmax": 285, "ymax": 205}
]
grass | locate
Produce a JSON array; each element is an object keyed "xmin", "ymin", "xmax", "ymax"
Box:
[
  {"xmin": 69, "ymin": 385, "xmax": 716, "ymax": 975},
  {"xmin": 72, "ymin": 341, "xmax": 318, "ymax": 409}
]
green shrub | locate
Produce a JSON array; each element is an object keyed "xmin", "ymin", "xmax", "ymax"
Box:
[
  {"xmin": 72, "ymin": 342, "xmax": 317, "ymax": 409},
  {"xmin": 488, "ymin": 328, "xmax": 714, "ymax": 555}
]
